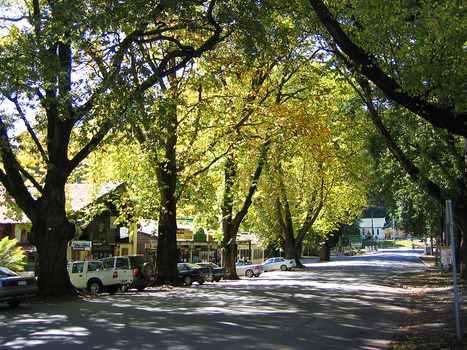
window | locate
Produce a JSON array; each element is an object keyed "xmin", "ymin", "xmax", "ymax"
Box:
[
  {"xmin": 72, "ymin": 262, "xmax": 84, "ymax": 273},
  {"xmin": 101, "ymin": 259, "xmax": 115, "ymax": 269},
  {"xmin": 87, "ymin": 262, "xmax": 102, "ymax": 271},
  {"xmin": 115, "ymin": 257, "xmax": 129, "ymax": 269}
]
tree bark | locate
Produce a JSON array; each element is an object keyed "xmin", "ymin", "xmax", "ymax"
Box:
[
  {"xmin": 222, "ymin": 141, "xmax": 270, "ymax": 279},
  {"xmin": 155, "ymin": 100, "xmax": 181, "ymax": 285},
  {"xmin": 320, "ymin": 236, "xmax": 331, "ymax": 262},
  {"xmin": 275, "ymin": 164, "xmax": 324, "ymax": 268}
]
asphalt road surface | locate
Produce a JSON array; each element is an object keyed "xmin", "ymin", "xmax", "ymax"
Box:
[{"xmin": 0, "ymin": 249, "xmax": 426, "ymax": 350}]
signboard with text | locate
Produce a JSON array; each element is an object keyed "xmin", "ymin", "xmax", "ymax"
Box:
[{"xmin": 440, "ymin": 246, "xmax": 452, "ymax": 265}]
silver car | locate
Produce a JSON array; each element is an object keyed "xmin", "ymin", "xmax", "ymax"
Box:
[
  {"xmin": 260, "ymin": 257, "xmax": 296, "ymax": 272},
  {"xmin": 0, "ymin": 267, "xmax": 38, "ymax": 307},
  {"xmin": 235, "ymin": 262, "xmax": 261, "ymax": 278}
]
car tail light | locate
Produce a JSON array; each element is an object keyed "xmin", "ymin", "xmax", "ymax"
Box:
[
  {"xmin": 2, "ymin": 281, "xmax": 13, "ymax": 287},
  {"xmin": 254, "ymin": 266, "xmax": 259, "ymax": 270},
  {"xmin": 133, "ymin": 269, "xmax": 139, "ymax": 276},
  {"xmin": 113, "ymin": 271, "xmax": 118, "ymax": 278}
]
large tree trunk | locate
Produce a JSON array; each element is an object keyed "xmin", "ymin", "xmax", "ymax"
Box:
[
  {"xmin": 320, "ymin": 236, "xmax": 331, "ymax": 261},
  {"xmin": 155, "ymin": 191, "xmax": 179, "ymax": 285},
  {"xmin": 222, "ymin": 153, "xmax": 240, "ymax": 280},
  {"xmin": 155, "ymin": 100, "xmax": 180, "ymax": 285},
  {"xmin": 276, "ymin": 164, "xmax": 324, "ymax": 268},
  {"xmin": 224, "ymin": 234, "xmax": 239, "ymax": 280},
  {"xmin": 283, "ymin": 239, "xmax": 304, "ymax": 268},
  {"xmin": 222, "ymin": 142, "xmax": 269, "ymax": 279},
  {"xmin": 30, "ymin": 219, "xmax": 76, "ymax": 297},
  {"xmin": 28, "ymin": 181, "xmax": 77, "ymax": 297}
]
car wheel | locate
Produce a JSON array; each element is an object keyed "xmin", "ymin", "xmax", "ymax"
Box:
[
  {"xmin": 280, "ymin": 264, "xmax": 288, "ymax": 271},
  {"xmin": 87, "ymin": 279, "xmax": 103, "ymax": 294},
  {"xmin": 198, "ymin": 280, "xmax": 204, "ymax": 285},
  {"xmin": 183, "ymin": 275, "xmax": 193, "ymax": 285},
  {"xmin": 136, "ymin": 286, "xmax": 146, "ymax": 292},
  {"xmin": 245, "ymin": 269, "xmax": 254, "ymax": 278},
  {"xmin": 214, "ymin": 278, "xmax": 221, "ymax": 282},
  {"xmin": 141, "ymin": 263, "xmax": 153, "ymax": 279},
  {"xmin": 7, "ymin": 300, "xmax": 20, "ymax": 307}
]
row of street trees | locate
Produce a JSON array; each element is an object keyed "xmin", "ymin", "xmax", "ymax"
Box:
[
  {"xmin": 306, "ymin": 0, "xmax": 467, "ymax": 275},
  {"xmin": 0, "ymin": 0, "xmax": 465, "ymax": 296}
]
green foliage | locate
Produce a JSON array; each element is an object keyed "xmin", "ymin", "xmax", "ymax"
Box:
[
  {"xmin": 0, "ymin": 237, "xmax": 26, "ymax": 271},
  {"xmin": 364, "ymin": 103, "xmax": 461, "ymax": 239},
  {"xmin": 329, "ymin": 0, "xmax": 466, "ymax": 112},
  {"xmin": 248, "ymin": 67, "xmax": 372, "ymax": 246}
]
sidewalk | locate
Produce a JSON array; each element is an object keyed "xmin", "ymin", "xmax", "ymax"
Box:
[{"xmin": 389, "ymin": 255, "xmax": 467, "ymax": 349}]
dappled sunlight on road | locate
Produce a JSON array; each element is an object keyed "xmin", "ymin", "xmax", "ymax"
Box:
[{"xmin": 0, "ymin": 250, "xmax": 425, "ymax": 350}]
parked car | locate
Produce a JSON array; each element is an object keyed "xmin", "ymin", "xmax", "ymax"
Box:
[
  {"xmin": 260, "ymin": 257, "xmax": 296, "ymax": 272},
  {"xmin": 67, "ymin": 260, "xmax": 132, "ymax": 295},
  {"xmin": 0, "ymin": 267, "xmax": 38, "ymax": 307},
  {"xmin": 197, "ymin": 262, "xmax": 230, "ymax": 282},
  {"xmin": 177, "ymin": 263, "xmax": 212, "ymax": 286},
  {"xmin": 235, "ymin": 262, "xmax": 261, "ymax": 278},
  {"xmin": 100, "ymin": 255, "xmax": 157, "ymax": 292}
]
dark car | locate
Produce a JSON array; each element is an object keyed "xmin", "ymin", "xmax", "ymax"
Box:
[
  {"xmin": 177, "ymin": 263, "xmax": 212, "ymax": 286},
  {"xmin": 100, "ymin": 255, "xmax": 157, "ymax": 292},
  {"xmin": 197, "ymin": 262, "xmax": 230, "ymax": 282},
  {"xmin": 0, "ymin": 267, "xmax": 38, "ymax": 307}
]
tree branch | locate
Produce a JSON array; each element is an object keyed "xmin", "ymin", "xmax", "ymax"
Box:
[{"xmin": 308, "ymin": 0, "xmax": 467, "ymax": 137}]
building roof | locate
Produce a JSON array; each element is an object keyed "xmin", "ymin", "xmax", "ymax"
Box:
[{"xmin": 237, "ymin": 232, "xmax": 262, "ymax": 245}]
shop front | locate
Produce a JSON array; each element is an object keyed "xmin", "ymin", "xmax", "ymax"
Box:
[
  {"xmin": 69, "ymin": 240, "xmax": 92, "ymax": 261},
  {"xmin": 177, "ymin": 227, "xmax": 220, "ymax": 264}
]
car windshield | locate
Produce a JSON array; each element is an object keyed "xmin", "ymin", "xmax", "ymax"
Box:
[{"xmin": 0, "ymin": 267, "xmax": 18, "ymax": 277}]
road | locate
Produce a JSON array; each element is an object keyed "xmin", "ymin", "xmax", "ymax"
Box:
[{"xmin": 0, "ymin": 249, "xmax": 426, "ymax": 350}]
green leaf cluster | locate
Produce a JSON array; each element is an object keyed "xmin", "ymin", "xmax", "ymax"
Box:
[{"xmin": 0, "ymin": 236, "xmax": 26, "ymax": 271}]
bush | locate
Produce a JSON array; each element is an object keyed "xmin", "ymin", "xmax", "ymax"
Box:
[{"xmin": 0, "ymin": 236, "xmax": 26, "ymax": 271}]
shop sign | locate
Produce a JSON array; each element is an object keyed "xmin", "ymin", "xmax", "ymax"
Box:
[
  {"xmin": 193, "ymin": 233, "xmax": 207, "ymax": 242},
  {"xmin": 70, "ymin": 241, "xmax": 91, "ymax": 251},
  {"xmin": 92, "ymin": 243, "xmax": 113, "ymax": 252},
  {"xmin": 177, "ymin": 229, "xmax": 193, "ymax": 241}
]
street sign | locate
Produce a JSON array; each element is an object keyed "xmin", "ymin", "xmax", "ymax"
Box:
[{"xmin": 349, "ymin": 235, "xmax": 363, "ymax": 247}]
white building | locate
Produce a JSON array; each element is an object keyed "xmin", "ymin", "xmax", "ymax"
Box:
[{"xmin": 358, "ymin": 217, "xmax": 387, "ymax": 240}]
